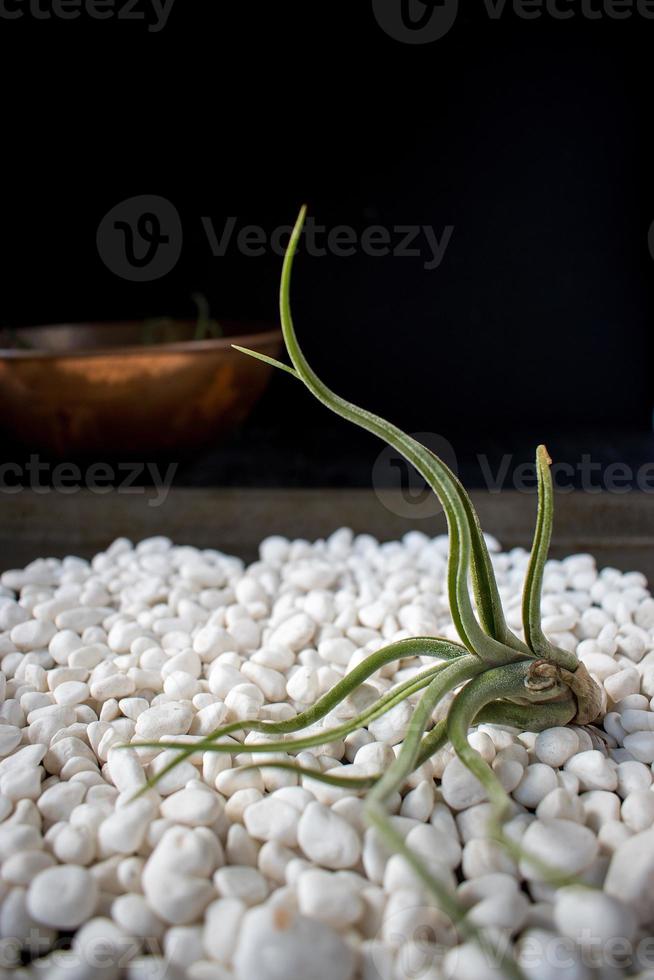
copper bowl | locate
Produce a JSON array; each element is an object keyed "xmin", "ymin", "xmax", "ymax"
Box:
[{"xmin": 0, "ymin": 321, "xmax": 282, "ymax": 456}]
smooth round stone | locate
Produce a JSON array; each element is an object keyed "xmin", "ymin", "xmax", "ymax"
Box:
[
  {"xmin": 36, "ymin": 781, "xmax": 86, "ymax": 822},
  {"xmin": 367, "ymin": 699, "xmax": 413, "ymax": 746},
  {"xmin": 297, "ymin": 802, "xmax": 361, "ymax": 869},
  {"xmin": 616, "ymin": 760, "xmax": 652, "ymax": 798},
  {"xmin": 553, "ymin": 885, "xmax": 636, "ymax": 947},
  {"xmin": 160, "ymin": 788, "xmax": 223, "ymax": 827},
  {"xmin": 441, "ymin": 757, "xmax": 488, "ymax": 810},
  {"xmin": 443, "ymin": 939, "xmax": 509, "ymax": 979},
  {"xmin": 202, "ymin": 897, "xmax": 246, "ymax": 963},
  {"xmin": 621, "ymin": 789, "xmax": 654, "ymax": 832},
  {"xmin": 405, "ymin": 823, "xmax": 462, "ymax": 871},
  {"xmin": 462, "ymin": 838, "xmax": 517, "ymax": 879},
  {"xmin": 214, "ymin": 866, "xmax": 268, "ymax": 907},
  {"xmin": 1, "ymin": 850, "xmax": 56, "ymax": 886},
  {"xmin": 297, "ymin": 869, "xmax": 363, "ymax": 929},
  {"xmin": 604, "ymin": 827, "xmax": 654, "ymax": 923},
  {"xmin": 11, "ymin": 619, "xmax": 56, "ymax": 651},
  {"xmin": 516, "ymin": 928, "xmax": 591, "ymax": 980},
  {"xmin": 623, "ymin": 733, "xmax": 654, "ymax": 764},
  {"xmin": 0, "ymin": 725, "xmax": 22, "ymax": 757},
  {"xmin": 604, "ymin": 667, "xmax": 640, "ymax": 703},
  {"xmin": 512, "ymin": 765, "xmax": 558, "ymax": 809},
  {"xmin": 580, "ymin": 790, "xmax": 621, "ymax": 831},
  {"xmin": 493, "ymin": 757, "xmax": 524, "ymax": 795},
  {"xmin": 534, "ymin": 728, "xmax": 579, "ymax": 768},
  {"xmin": 458, "ymin": 872, "xmax": 528, "ymax": 933},
  {"xmin": 98, "ymin": 797, "xmax": 157, "ymax": 856},
  {"xmin": 564, "ymin": 751, "xmax": 618, "ymax": 791},
  {"xmin": 519, "ymin": 818, "xmax": 598, "ymax": 881},
  {"xmin": 53, "ymin": 681, "xmax": 90, "ymax": 706},
  {"xmin": 244, "ymin": 797, "xmax": 300, "ymax": 847},
  {"xmin": 384, "ymin": 851, "xmax": 455, "ymax": 893},
  {"xmin": 111, "ymin": 893, "xmax": 165, "ymax": 941},
  {"xmin": 233, "ymin": 905, "xmax": 355, "ymax": 980},
  {"xmin": 268, "ymin": 613, "xmax": 316, "ymax": 652},
  {"xmin": 134, "ymin": 702, "xmax": 193, "ymax": 739},
  {"xmin": 27, "ymin": 865, "xmax": 99, "ymax": 929},
  {"xmin": 536, "ymin": 788, "xmax": 584, "ymax": 824}
]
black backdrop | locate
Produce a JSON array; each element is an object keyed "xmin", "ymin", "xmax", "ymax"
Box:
[{"xmin": 1, "ymin": 1, "xmax": 652, "ymax": 488}]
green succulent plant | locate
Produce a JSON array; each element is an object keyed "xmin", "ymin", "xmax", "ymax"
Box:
[{"xmin": 135, "ymin": 208, "xmax": 604, "ymax": 978}]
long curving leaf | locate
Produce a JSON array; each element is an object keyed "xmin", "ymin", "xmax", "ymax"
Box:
[
  {"xmin": 521, "ymin": 446, "xmax": 577, "ymax": 670},
  {"xmin": 429, "ymin": 449, "xmax": 530, "ymax": 655},
  {"xmin": 132, "ymin": 658, "xmax": 480, "ymax": 761},
  {"xmin": 134, "ymin": 637, "xmax": 469, "ymax": 794},
  {"xmin": 238, "ymin": 206, "xmax": 524, "ymax": 666}
]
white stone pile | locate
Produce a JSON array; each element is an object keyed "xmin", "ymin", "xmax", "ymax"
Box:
[{"xmin": 0, "ymin": 530, "xmax": 652, "ymax": 978}]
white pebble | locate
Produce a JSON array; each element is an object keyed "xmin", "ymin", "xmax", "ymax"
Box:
[
  {"xmin": 214, "ymin": 865, "xmax": 268, "ymax": 905},
  {"xmin": 512, "ymin": 764, "xmax": 558, "ymax": 808},
  {"xmin": 564, "ymin": 750, "xmax": 618, "ymax": 791},
  {"xmin": 623, "ymin": 732, "xmax": 654, "ymax": 763},
  {"xmin": 27, "ymin": 864, "xmax": 98, "ymax": 928},
  {"xmin": 604, "ymin": 827, "xmax": 654, "ymax": 923},
  {"xmin": 11, "ymin": 620, "xmax": 56, "ymax": 651},
  {"xmin": 160, "ymin": 787, "xmax": 223, "ymax": 826},
  {"xmin": 98, "ymin": 797, "xmax": 157, "ymax": 856},
  {"xmin": 135, "ymin": 702, "xmax": 193, "ymax": 740},
  {"xmin": 202, "ymin": 897, "xmax": 245, "ymax": 962},
  {"xmin": 519, "ymin": 818, "xmax": 598, "ymax": 880},
  {"xmin": 234, "ymin": 904, "xmax": 355, "ymax": 980},
  {"xmin": 297, "ymin": 868, "xmax": 363, "ymax": 929},
  {"xmin": 621, "ymin": 789, "xmax": 654, "ymax": 832},
  {"xmin": 534, "ymin": 728, "xmax": 579, "ymax": 768},
  {"xmin": 244, "ymin": 797, "xmax": 300, "ymax": 847},
  {"xmin": 269, "ymin": 613, "xmax": 316, "ymax": 652},
  {"xmin": 297, "ymin": 802, "xmax": 362, "ymax": 869},
  {"xmin": 554, "ymin": 885, "xmax": 636, "ymax": 947},
  {"xmin": 441, "ymin": 757, "xmax": 488, "ymax": 810}
]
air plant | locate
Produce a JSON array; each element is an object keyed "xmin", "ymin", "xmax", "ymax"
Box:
[{"xmin": 135, "ymin": 208, "xmax": 603, "ymax": 977}]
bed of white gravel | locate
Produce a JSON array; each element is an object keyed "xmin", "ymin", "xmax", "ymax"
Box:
[{"xmin": 0, "ymin": 528, "xmax": 653, "ymax": 979}]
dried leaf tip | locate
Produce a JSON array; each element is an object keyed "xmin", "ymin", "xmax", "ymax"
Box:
[{"xmin": 537, "ymin": 444, "xmax": 552, "ymax": 467}]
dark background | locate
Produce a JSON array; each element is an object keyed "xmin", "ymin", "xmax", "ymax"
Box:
[{"xmin": 1, "ymin": 0, "xmax": 652, "ymax": 489}]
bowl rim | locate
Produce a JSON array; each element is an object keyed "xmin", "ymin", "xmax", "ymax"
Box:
[{"xmin": 0, "ymin": 322, "xmax": 282, "ymax": 360}]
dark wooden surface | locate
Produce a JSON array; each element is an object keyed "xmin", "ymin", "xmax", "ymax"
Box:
[{"xmin": 1, "ymin": 489, "xmax": 653, "ymax": 582}]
